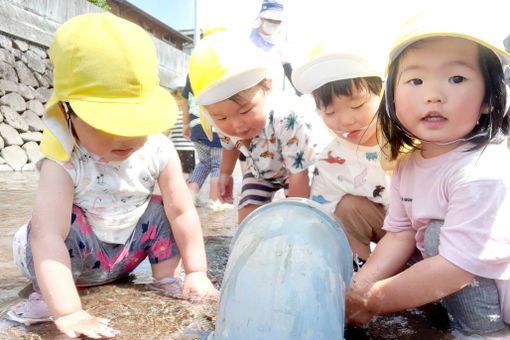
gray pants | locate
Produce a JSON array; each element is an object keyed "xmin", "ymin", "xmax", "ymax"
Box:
[{"xmin": 424, "ymin": 221, "xmax": 508, "ymax": 336}]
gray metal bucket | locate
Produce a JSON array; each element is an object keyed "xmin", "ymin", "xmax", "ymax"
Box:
[{"xmin": 208, "ymin": 198, "xmax": 353, "ymax": 340}]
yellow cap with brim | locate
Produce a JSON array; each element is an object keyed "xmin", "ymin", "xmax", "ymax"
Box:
[
  {"xmin": 388, "ymin": 4, "xmax": 510, "ymax": 69},
  {"xmin": 189, "ymin": 30, "xmax": 268, "ymax": 106},
  {"xmin": 40, "ymin": 13, "xmax": 178, "ymax": 161},
  {"xmin": 189, "ymin": 30, "xmax": 268, "ymax": 138}
]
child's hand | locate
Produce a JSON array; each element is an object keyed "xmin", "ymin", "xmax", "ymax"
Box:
[
  {"xmin": 218, "ymin": 174, "xmax": 233, "ymax": 204},
  {"xmin": 54, "ymin": 310, "xmax": 120, "ymax": 338},
  {"xmin": 181, "ymin": 272, "xmax": 219, "ymax": 302},
  {"xmin": 345, "ymin": 276, "xmax": 375, "ymax": 326}
]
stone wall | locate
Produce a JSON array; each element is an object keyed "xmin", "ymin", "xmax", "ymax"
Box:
[
  {"xmin": 0, "ymin": 0, "xmax": 192, "ymax": 171},
  {"xmin": 0, "ymin": 31, "xmax": 49, "ymax": 171}
]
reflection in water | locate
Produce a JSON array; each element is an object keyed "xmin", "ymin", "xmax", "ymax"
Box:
[{"xmin": 0, "ymin": 172, "xmax": 450, "ymax": 339}]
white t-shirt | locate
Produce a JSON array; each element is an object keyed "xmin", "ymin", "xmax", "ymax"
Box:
[
  {"xmin": 384, "ymin": 142, "xmax": 510, "ymax": 323},
  {"xmin": 51, "ymin": 134, "xmax": 172, "ymax": 244},
  {"xmin": 310, "ymin": 136, "xmax": 390, "ymax": 215}
]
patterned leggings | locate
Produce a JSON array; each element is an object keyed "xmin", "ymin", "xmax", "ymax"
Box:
[{"xmin": 17, "ymin": 196, "xmax": 179, "ymax": 290}]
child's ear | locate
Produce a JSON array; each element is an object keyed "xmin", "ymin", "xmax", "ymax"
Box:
[
  {"xmin": 480, "ymin": 103, "xmax": 490, "ymax": 114},
  {"xmin": 265, "ymin": 78, "xmax": 273, "ymax": 93}
]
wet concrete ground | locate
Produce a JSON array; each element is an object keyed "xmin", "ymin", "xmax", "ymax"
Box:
[{"xmin": 0, "ymin": 170, "xmax": 452, "ymax": 339}]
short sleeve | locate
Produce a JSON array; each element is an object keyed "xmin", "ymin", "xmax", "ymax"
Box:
[
  {"xmin": 218, "ymin": 133, "xmax": 234, "ymax": 150},
  {"xmin": 383, "ymin": 162, "xmax": 413, "ymax": 233},
  {"xmin": 439, "ymin": 179, "xmax": 510, "ymax": 280},
  {"xmin": 276, "ymin": 111, "xmax": 316, "ymax": 173}
]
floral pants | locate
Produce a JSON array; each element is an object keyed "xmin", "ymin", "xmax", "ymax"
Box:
[{"xmin": 17, "ymin": 196, "xmax": 179, "ymax": 290}]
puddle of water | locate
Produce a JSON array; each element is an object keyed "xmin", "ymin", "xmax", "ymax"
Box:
[{"xmin": 0, "ymin": 170, "xmax": 452, "ymax": 339}]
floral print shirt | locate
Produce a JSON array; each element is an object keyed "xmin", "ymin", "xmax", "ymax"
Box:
[{"xmin": 220, "ymin": 108, "xmax": 316, "ymax": 184}]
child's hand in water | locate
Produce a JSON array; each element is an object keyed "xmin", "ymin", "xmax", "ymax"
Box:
[
  {"xmin": 181, "ymin": 272, "xmax": 219, "ymax": 302},
  {"xmin": 345, "ymin": 276, "xmax": 376, "ymax": 326},
  {"xmin": 54, "ymin": 310, "xmax": 120, "ymax": 338}
]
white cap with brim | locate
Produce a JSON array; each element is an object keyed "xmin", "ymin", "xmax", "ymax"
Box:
[{"xmin": 292, "ymin": 52, "xmax": 380, "ymax": 94}]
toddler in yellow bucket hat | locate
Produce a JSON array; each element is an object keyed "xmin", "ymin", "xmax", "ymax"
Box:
[
  {"xmin": 8, "ymin": 12, "xmax": 218, "ymax": 338},
  {"xmin": 291, "ymin": 39, "xmax": 390, "ymax": 273},
  {"xmin": 346, "ymin": 4, "xmax": 510, "ymax": 339},
  {"xmin": 189, "ymin": 30, "xmax": 317, "ymax": 224}
]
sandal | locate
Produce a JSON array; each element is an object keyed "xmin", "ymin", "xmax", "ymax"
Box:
[{"xmin": 6, "ymin": 292, "xmax": 52, "ymax": 325}]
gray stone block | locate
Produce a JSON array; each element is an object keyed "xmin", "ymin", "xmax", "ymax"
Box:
[
  {"xmin": 1, "ymin": 144, "xmax": 27, "ymax": 170},
  {"xmin": 1, "ymin": 105, "xmax": 28, "ymax": 131},
  {"xmin": 0, "ymin": 123, "xmax": 23, "ymax": 145},
  {"xmin": 0, "ymin": 92, "xmax": 26, "ymax": 112}
]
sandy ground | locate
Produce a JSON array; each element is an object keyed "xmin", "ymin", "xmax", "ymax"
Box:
[{"xmin": 0, "ymin": 168, "xmax": 453, "ymax": 339}]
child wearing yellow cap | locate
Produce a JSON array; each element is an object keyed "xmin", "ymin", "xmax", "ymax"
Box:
[
  {"xmin": 346, "ymin": 5, "xmax": 510, "ymax": 338},
  {"xmin": 292, "ymin": 43, "xmax": 390, "ymax": 272},
  {"xmin": 189, "ymin": 31, "xmax": 316, "ymax": 224},
  {"xmin": 8, "ymin": 13, "xmax": 218, "ymax": 338}
]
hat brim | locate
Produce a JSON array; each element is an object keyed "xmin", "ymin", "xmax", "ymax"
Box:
[
  {"xmin": 390, "ymin": 33, "xmax": 510, "ymax": 67},
  {"xmin": 194, "ymin": 67, "xmax": 267, "ymax": 106},
  {"xmin": 47, "ymin": 86, "xmax": 178, "ymax": 137},
  {"xmin": 259, "ymin": 11, "xmax": 283, "ymax": 21},
  {"xmin": 292, "ymin": 53, "xmax": 380, "ymax": 94}
]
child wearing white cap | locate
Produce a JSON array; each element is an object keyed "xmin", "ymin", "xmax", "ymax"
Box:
[
  {"xmin": 189, "ymin": 30, "xmax": 316, "ymax": 224},
  {"xmin": 292, "ymin": 43, "xmax": 390, "ymax": 271},
  {"xmin": 8, "ymin": 13, "xmax": 218, "ymax": 338}
]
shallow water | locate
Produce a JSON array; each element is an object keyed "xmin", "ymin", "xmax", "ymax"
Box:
[{"xmin": 0, "ymin": 171, "xmax": 452, "ymax": 339}]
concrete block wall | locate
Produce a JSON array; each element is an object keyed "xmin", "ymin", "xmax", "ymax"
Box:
[{"xmin": 0, "ymin": 0, "xmax": 191, "ymax": 171}]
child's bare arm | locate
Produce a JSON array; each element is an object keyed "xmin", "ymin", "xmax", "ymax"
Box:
[
  {"xmin": 31, "ymin": 159, "xmax": 80, "ymax": 318},
  {"xmin": 219, "ymin": 148, "xmax": 239, "ymax": 176},
  {"xmin": 32, "ymin": 160, "xmax": 120, "ymax": 337},
  {"xmin": 158, "ymin": 146, "xmax": 217, "ymax": 298},
  {"xmin": 366, "ymin": 254, "xmax": 475, "ymax": 315},
  {"xmin": 287, "ymin": 170, "xmax": 310, "ymax": 198},
  {"xmin": 218, "ymin": 148, "xmax": 239, "ymax": 203}
]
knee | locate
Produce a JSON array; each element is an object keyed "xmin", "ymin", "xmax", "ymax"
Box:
[
  {"xmin": 334, "ymin": 195, "xmax": 360, "ymax": 222},
  {"xmin": 423, "ymin": 220, "xmax": 443, "ymax": 258}
]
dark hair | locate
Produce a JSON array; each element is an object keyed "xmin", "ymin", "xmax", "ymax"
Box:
[
  {"xmin": 312, "ymin": 77, "xmax": 382, "ymax": 109},
  {"xmin": 378, "ymin": 41, "xmax": 509, "ymax": 160},
  {"xmin": 228, "ymin": 79, "xmax": 271, "ymax": 104}
]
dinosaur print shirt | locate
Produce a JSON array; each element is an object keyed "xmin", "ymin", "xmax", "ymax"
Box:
[
  {"xmin": 219, "ymin": 109, "xmax": 316, "ymax": 184},
  {"xmin": 51, "ymin": 134, "xmax": 172, "ymax": 244},
  {"xmin": 310, "ymin": 136, "xmax": 390, "ymax": 215}
]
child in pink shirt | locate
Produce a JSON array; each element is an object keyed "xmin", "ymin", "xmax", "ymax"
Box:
[{"xmin": 346, "ymin": 6, "xmax": 510, "ymax": 339}]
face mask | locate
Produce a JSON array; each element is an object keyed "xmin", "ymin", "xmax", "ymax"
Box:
[{"xmin": 261, "ymin": 21, "xmax": 281, "ymax": 36}]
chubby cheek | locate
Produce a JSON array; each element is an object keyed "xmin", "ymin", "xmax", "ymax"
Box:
[{"xmin": 214, "ymin": 120, "xmax": 235, "ymax": 136}]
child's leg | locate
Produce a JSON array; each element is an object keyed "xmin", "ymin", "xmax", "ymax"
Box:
[
  {"xmin": 188, "ymin": 142, "xmax": 212, "ymax": 191},
  {"xmin": 237, "ymin": 172, "xmax": 282, "ymax": 224},
  {"xmin": 137, "ymin": 196, "xmax": 183, "ymax": 296},
  {"xmin": 208, "ymin": 146, "xmax": 222, "ymax": 201},
  {"xmin": 334, "ymin": 194, "xmax": 386, "ymax": 261},
  {"xmin": 424, "ymin": 221, "xmax": 508, "ymax": 337}
]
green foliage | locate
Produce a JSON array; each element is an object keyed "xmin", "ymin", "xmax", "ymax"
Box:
[{"xmin": 87, "ymin": 0, "xmax": 110, "ymax": 11}]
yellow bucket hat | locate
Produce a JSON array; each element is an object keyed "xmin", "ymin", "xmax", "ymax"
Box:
[
  {"xmin": 40, "ymin": 12, "xmax": 178, "ymax": 161},
  {"xmin": 292, "ymin": 40, "xmax": 383, "ymax": 95}
]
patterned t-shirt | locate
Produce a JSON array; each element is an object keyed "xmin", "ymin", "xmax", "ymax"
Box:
[
  {"xmin": 310, "ymin": 136, "xmax": 390, "ymax": 215},
  {"xmin": 219, "ymin": 108, "xmax": 316, "ymax": 184},
  {"xmin": 52, "ymin": 134, "xmax": 172, "ymax": 244}
]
